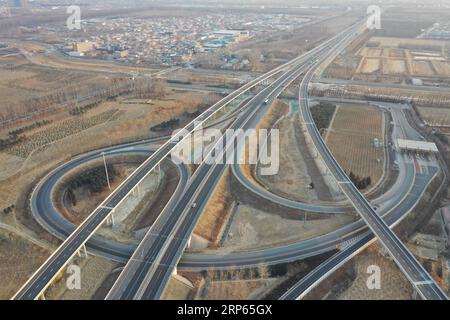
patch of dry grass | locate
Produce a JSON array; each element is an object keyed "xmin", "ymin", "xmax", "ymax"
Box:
[
  {"xmin": 338, "ymin": 245, "xmax": 413, "ymax": 300},
  {"xmin": 203, "ymin": 279, "xmax": 268, "ymax": 300},
  {"xmin": 194, "ymin": 170, "xmax": 233, "ymax": 245},
  {"xmin": 162, "ymin": 276, "xmax": 194, "ymax": 300},
  {"xmin": 418, "ymin": 106, "xmax": 450, "ymax": 127},
  {"xmin": 0, "ymin": 229, "xmax": 50, "ymax": 299}
]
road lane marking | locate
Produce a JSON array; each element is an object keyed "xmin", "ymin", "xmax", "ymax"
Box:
[
  {"xmin": 100, "ymin": 206, "xmax": 114, "ymax": 210},
  {"xmin": 414, "ymin": 281, "xmax": 434, "ymax": 286}
]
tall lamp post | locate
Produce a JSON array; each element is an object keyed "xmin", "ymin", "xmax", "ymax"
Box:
[{"xmin": 102, "ymin": 152, "xmax": 111, "ymax": 190}]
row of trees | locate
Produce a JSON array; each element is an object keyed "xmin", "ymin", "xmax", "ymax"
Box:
[
  {"xmin": 0, "ymin": 135, "xmax": 25, "ymax": 152},
  {"xmin": 68, "ymin": 102, "xmax": 100, "ymax": 116},
  {"xmin": 348, "ymin": 171, "xmax": 372, "ymax": 190},
  {"xmin": 310, "ymin": 102, "xmax": 336, "ymax": 130},
  {"xmin": 150, "ymin": 118, "xmax": 180, "ymax": 132},
  {"xmin": 2, "ymin": 205, "xmax": 14, "ymax": 215},
  {"xmin": 67, "ymin": 165, "xmax": 114, "ymax": 195},
  {"xmin": 8, "ymin": 120, "xmax": 51, "ymax": 137},
  {"xmin": 129, "ymin": 79, "xmax": 167, "ymax": 99},
  {"xmin": 0, "ymin": 77, "xmax": 150, "ymax": 125},
  {"xmin": 184, "ymin": 110, "xmax": 201, "ymax": 119}
]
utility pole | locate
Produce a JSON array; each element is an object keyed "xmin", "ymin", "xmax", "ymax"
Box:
[{"xmin": 102, "ymin": 152, "xmax": 111, "ymax": 190}]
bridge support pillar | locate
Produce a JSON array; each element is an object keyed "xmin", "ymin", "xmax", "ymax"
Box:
[
  {"xmin": 156, "ymin": 163, "xmax": 163, "ymax": 183},
  {"xmin": 77, "ymin": 244, "xmax": 88, "ymax": 259},
  {"xmin": 133, "ymin": 185, "xmax": 141, "ymax": 198},
  {"xmin": 106, "ymin": 214, "xmax": 115, "ymax": 227},
  {"xmin": 186, "ymin": 235, "xmax": 192, "ymax": 249},
  {"xmin": 82, "ymin": 244, "xmax": 88, "ymax": 258},
  {"xmin": 172, "ymin": 266, "xmax": 177, "ymax": 276},
  {"xmin": 38, "ymin": 292, "xmax": 46, "ymax": 300}
]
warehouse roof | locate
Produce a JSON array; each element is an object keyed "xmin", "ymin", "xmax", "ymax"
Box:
[{"xmin": 397, "ymin": 139, "xmax": 439, "ymax": 152}]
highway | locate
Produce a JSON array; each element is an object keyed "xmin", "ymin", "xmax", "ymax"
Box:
[
  {"xmin": 12, "ymin": 42, "xmax": 325, "ymax": 300},
  {"xmin": 13, "ymin": 139, "xmax": 187, "ymax": 299},
  {"xmin": 31, "ymin": 143, "xmax": 188, "ymax": 262},
  {"xmin": 26, "ymin": 105, "xmax": 249, "ymax": 264},
  {"xmin": 27, "ymin": 146, "xmax": 436, "ymax": 272},
  {"xmin": 16, "ymin": 16, "xmax": 446, "ymax": 300},
  {"xmin": 179, "ymin": 160, "xmax": 436, "ymax": 270},
  {"xmin": 279, "ymin": 101, "xmax": 447, "ymax": 300},
  {"xmin": 106, "ymin": 64, "xmax": 310, "ymax": 300},
  {"xmin": 25, "ymin": 102, "xmax": 440, "ymax": 276},
  {"xmin": 279, "ymin": 164, "xmax": 442, "ymax": 300},
  {"xmin": 106, "ymin": 20, "xmax": 373, "ymax": 300},
  {"xmin": 230, "ymin": 154, "xmax": 349, "ymax": 214},
  {"xmin": 13, "ymin": 23, "xmax": 361, "ymax": 300},
  {"xmin": 297, "ymin": 31, "xmax": 448, "ymax": 300}
]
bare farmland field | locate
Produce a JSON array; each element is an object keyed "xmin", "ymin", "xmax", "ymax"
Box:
[
  {"xmin": 389, "ymin": 48, "xmax": 405, "ymax": 58},
  {"xmin": 325, "ymin": 36, "xmax": 450, "ymax": 83},
  {"xmin": 326, "ymin": 104, "xmax": 385, "ymax": 189},
  {"xmin": 383, "ymin": 59, "xmax": 407, "ymax": 75},
  {"xmin": 417, "ymin": 107, "xmax": 450, "ymax": 127},
  {"xmin": 0, "ymin": 54, "xmax": 128, "ymax": 123},
  {"xmin": 412, "ymin": 61, "xmax": 435, "ymax": 76},
  {"xmin": 358, "ymin": 58, "xmax": 381, "ymax": 73},
  {"xmin": 359, "ymin": 47, "xmax": 382, "ymax": 57},
  {"xmin": 371, "ymin": 37, "xmax": 448, "ymax": 48}
]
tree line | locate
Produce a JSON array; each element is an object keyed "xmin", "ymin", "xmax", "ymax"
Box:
[
  {"xmin": 310, "ymin": 102, "xmax": 336, "ymax": 131},
  {"xmin": 348, "ymin": 171, "xmax": 372, "ymax": 190},
  {"xmin": 150, "ymin": 118, "xmax": 180, "ymax": 132}
]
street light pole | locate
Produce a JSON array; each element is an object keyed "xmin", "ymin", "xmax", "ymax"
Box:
[{"xmin": 102, "ymin": 152, "xmax": 111, "ymax": 190}]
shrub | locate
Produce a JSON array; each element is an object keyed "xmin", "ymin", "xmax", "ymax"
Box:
[{"xmin": 150, "ymin": 118, "xmax": 180, "ymax": 132}]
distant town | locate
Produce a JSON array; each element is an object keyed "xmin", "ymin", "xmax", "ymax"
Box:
[{"xmin": 44, "ymin": 14, "xmax": 310, "ymax": 66}]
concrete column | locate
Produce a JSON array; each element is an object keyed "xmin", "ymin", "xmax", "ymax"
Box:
[
  {"xmin": 77, "ymin": 245, "xmax": 88, "ymax": 258},
  {"xmin": 172, "ymin": 266, "xmax": 177, "ymax": 276},
  {"xmin": 186, "ymin": 235, "xmax": 192, "ymax": 249},
  {"xmin": 157, "ymin": 164, "xmax": 163, "ymax": 182},
  {"xmin": 82, "ymin": 244, "xmax": 88, "ymax": 258},
  {"xmin": 109, "ymin": 214, "xmax": 115, "ymax": 227}
]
